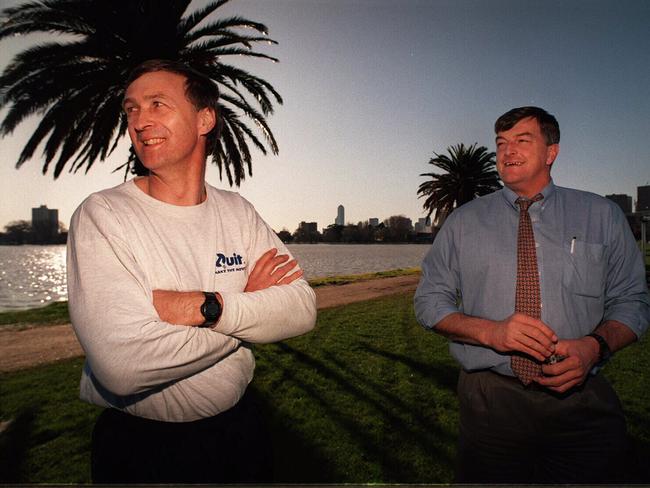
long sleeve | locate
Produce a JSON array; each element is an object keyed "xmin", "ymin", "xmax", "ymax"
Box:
[
  {"xmin": 215, "ymin": 200, "xmax": 317, "ymax": 343},
  {"xmin": 68, "ymin": 196, "xmax": 242, "ymax": 397},
  {"xmin": 602, "ymin": 205, "xmax": 650, "ymax": 337},
  {"xmin": 414, "ymin": 212, "xmax": 462, "ymax": 330}
]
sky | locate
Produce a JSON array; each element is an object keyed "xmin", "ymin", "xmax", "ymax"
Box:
[{"xmin": 1, "ymin": 0, "xmax": 649, "ymax": 233}]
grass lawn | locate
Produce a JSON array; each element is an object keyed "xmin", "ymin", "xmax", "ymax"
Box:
[
  {"xmin": 0, "ymin": 301, "xmax": 69, "ymax": 327},
  {"xmin": 308, "ymin": 267, "xmax": 420, "ymax": 287},
  {"xmin": 1, "ymin": 292, "xmax": 649, "ymax": 483}
]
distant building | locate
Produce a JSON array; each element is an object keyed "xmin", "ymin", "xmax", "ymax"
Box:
[
  {"xmin": 414, "ymin": 217, "xmax": 432, "ymax": 233},
  {"xmin": 637, "ymin": 185, "xmax": 650, "ymax": 213},
  {"xmin": 299, "ymin": 221, "xmax": 318, "ymax": 234},
  {"xmin": 368, "ymin": 218, "xmax": 379, "ymax": 227},
  {"xmin": 335, "ymin": 205, "xmax": 345, "ymax": 226},
  {"xmin": 605, "ymin": 194, "xmax": 633, "ymax": 214},
  {"xmin": 414, "ymin": 216, "xmax": 434, "ymax": 243},
  {"xmin": 629, "ymin": 186, "xmax": 650, "ymax": 240},
  {"xmin": 32, "ymin": 205, "xmax": 58, "ymax": 242},
  {"xmin": 297, "ymin": 221, "xmax": 319, "ymax": 243}
]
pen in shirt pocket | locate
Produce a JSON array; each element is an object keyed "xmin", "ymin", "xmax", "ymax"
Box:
[{"xmin": 570, "ymin": 236, "xmax": 576, "ymax": 254}]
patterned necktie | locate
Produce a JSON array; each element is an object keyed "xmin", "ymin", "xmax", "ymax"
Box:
[{"xmin": 511, "ymin": 194, "xmax": 544, "ymax": 385}]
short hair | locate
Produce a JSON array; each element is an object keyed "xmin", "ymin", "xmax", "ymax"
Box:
[
  {"xmin": 125, "ymin": 59, "xmax": 221, "ymax": 153},
  {"xmin": 494, "ymin": 106, "xmax": 560, "ymax": 145}
]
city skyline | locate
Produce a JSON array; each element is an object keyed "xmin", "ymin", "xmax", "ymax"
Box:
[
  {"xmin": 8, "ymin": 185, "xmax": 649, "ymax": 237},
  {"xmin": 1, "ymin": 0, "xmax": 649, "ymax": 232}
]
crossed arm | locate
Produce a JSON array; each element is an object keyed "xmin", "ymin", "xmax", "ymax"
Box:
[
  {"xmin": 152, "ymin": 248, "xmax": 303, "ymax": 327},
  {"xmin": 68, "ymin": 195, "xmax": 316, "ymax": 399}
]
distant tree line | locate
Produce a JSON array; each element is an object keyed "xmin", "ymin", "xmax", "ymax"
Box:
[
  {"xmin": 0, "ymin": 220, "xmax": 68, "ymax": 245},
  {"xmin": 276, "ymin": 215, "xmax": 432, "ymax": 244}
]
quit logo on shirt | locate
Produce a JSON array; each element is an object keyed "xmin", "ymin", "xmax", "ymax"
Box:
[{"xmin": 215, "ymin": 252, "xmax": 246, "ymax": 274}]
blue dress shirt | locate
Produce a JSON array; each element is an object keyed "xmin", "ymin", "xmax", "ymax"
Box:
[{"xmin": 414, "ymin": 181, "xmax": 650, "ymax": 376}]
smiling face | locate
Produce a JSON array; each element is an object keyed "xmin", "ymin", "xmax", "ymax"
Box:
[
  {"xmin": 123, "ymin": 70, "xmax": 215, "ymax": 175},
  {"xmin": 495, "ymin": 117, "xmax": 559, "ymax": 198}
]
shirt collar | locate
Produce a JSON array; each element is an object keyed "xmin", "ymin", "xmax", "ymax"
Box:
[{"xmin": 502, "ymin": 180, "xmax": 556, "ymax": 210}]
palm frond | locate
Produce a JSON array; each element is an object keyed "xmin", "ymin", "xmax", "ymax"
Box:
[
  {"xmin": 219, "ymin": 93, "xmax": 278, "ymax": 152},
  {"xmin": 177, "ymin": 0, "xmax": 229, "ymax": 36},
  {"xmin": 418, "ymin": 143, "xmax": 502, "ymax": 224},
  {"xmin": 184, "ymin": 15, "xmax": 270, "ymax": 43},
  {"xmin": 0, "ymin": 0, "xmax": 282, "ymax": 183},
  {"xmin": 203, "ymin": 62, "xmax": 283, "ymax": 114}
]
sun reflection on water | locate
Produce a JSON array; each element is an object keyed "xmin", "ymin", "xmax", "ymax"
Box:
[{"xmin": 0, "ymin": 245, "xmax": 67, "ymax": 311}]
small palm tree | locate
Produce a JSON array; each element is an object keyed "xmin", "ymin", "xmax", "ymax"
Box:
[
  {"xmin": 418, "ymin": 143, "xmax": 501, "ymax": 226},
  {"xmin": 0, "ymin": 0, "xmax": 281, "ymax": 185}
]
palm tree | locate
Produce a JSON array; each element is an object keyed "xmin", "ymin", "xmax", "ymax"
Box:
[
  {"xmin": 418, "ymin": 143, "xmax": 501, "ymax": 226},
  {"xmin": 0, "ymin": 0, "xmax": 281, "ymax": 185}
]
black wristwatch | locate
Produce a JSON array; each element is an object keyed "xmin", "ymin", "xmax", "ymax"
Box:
[
  {"xmin": 200, "ymin": 292, "xmax": 222, "ymax": 327},
  {"xmin": 587, "ymin": 332, "xmax": 611, "ymax": 367}
]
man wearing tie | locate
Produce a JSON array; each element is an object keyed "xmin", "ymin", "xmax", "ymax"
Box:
[{"xmin": 414, "ymin": 106, "xmax": 649, "ymax": 483}]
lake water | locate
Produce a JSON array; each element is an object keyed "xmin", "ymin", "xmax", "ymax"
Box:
[
  {"xmin": 0, "ymin": 245, "xmax": 68, "ymax": 312},
  {"xmin": 287, "ymin": 243, "xmax": 429, "ymax": 278},
  {"xmin": 0, "ymin": 243, "xmax": 430, "ymax": 311}
]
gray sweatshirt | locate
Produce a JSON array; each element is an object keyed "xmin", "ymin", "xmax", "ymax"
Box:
[{"xmin": 67, "ymin": 180, "xmax": 316, "ymax": 422}]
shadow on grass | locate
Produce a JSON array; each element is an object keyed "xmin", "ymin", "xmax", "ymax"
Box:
[
  {"xmin": 0, "ymin": 407, "xmax": 37, "ymax": 482},
  {"xmin": 265, "ymin": 342, "xmax": 455, "ymax": 482},
  {"xmin": 326, "ymin": 349, "xmax": 456, "ymax": 433},
  {"xmin": 246, "ymin": 384, "xmax": 341, "ymax": 483},
  {"xmin": 360, "ymin": 341, "xmax": 459, "ymax": 392}
]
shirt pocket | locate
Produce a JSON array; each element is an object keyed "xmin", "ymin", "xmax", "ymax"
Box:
[{"xmin": 562, "ymin": 240, "xmax": 607, "ymax": 298}]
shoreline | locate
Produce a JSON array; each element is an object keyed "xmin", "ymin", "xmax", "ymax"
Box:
[
  {"xmin": 0, "ymin": 268, "xmax": 421, "ymax": 319},
  {"xmin": 1, "ymin": 272, "xmax": 421, "ymax": 373}
]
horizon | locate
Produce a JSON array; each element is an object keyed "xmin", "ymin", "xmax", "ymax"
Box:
[
  {"xmin": 3, "ymin": 185, "xmax": 649, "ymax": 236},
  {"xmin": 1, "ymin": 0, "xmax": 649, "ymax": 232}
]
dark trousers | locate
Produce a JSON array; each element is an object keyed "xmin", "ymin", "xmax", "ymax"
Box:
[
  {"xmin": 456, "ymin": 369, "xmax": 628, "ymax": 484},
  {"xmin": 91, "ymin": 390, "xmax": 273, "ymax": 483}
]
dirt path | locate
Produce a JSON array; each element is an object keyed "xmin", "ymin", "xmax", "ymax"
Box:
[{"xmin": 0, "ymin": 274, "xmax": 420, "ymax": 373}]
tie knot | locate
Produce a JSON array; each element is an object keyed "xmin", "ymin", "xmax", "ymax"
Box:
[{"xmin": 516, "ymin": 194, "xmax": 543, "ymax": 212}]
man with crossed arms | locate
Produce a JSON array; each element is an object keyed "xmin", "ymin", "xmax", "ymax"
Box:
[
  {"xmin": 68, "ymin": 60, "xmax": 316, "ymax": 483},
  {"xmin": 415, "ymin": 106, "xmax": 649, "ymax": 483}
]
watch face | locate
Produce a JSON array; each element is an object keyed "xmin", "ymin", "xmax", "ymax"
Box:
[
  {"xmin": 201, "ymin": 292, "xmax": 221, "ymax": 325},
  {"xmin": 205, "ymin": 301, "xmax": 220, "ymax": 318}
]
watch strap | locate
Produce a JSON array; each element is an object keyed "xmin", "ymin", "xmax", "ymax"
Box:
[{"xmin": 586, "ymin": 332, "xmax": 611, "ymax": 365}]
